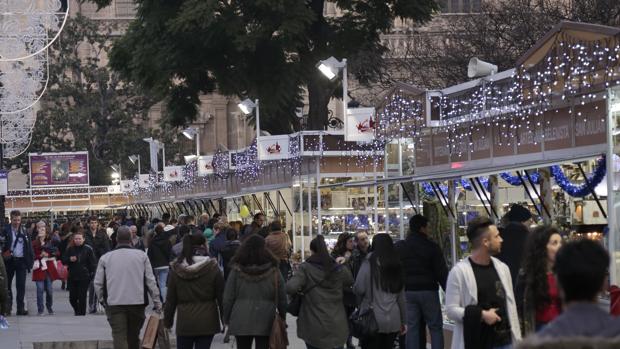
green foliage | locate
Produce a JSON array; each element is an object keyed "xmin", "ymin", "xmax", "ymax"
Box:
[
  {"xmin": 87, "ymin": 0, "xmax": 439, "ymax": 133},
  {"xmin": 8, "ymin": 15, "xmax": 185, "ymax": 185}
]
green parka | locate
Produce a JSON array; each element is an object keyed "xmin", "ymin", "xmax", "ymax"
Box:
[
  {"xmin": 223, "ymin": 262, "xmax": 287, "ymax": 337},
  {"xmin": 286, "ymin": 257, "xmax": 354, "ymax": 349},
  {"xmin": 163, "ymin": 256, "xmax": 224, "ymax": 336}
]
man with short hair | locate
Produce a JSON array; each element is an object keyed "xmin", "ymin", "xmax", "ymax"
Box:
[
  {"xmin": 396, "ymin": 215, "xmax": 448, "ymax": 349},
  {"xmin": 536, "ymin": 239, "xmax": 616, "ymax": 338},
  {"xmin": 84, "ymin": 216, "xmax": 110, "ymax": 314},
  {"xmin": 95, "ymin": 226, "xmax": 161, "ymax": 349},
  {"xmin": 446, "ymin": 216, "xmax": 521, "ymax": 349},
  {"xmin": 1, "ymin": 210, "xmax": 34, "ymax": 315},
  {"xmin": 197, "ymin": 213, "xmax": 210, "ymax": 232},
  {"xmin": 161, "ymin": 212, "xmax": 171, "ymax": 225},
  {"xmin": 350, "ymin": 231, "xmax": 370, "ymax": 278},
  {"xmin": 129, "ymin": 225, "xmax": 144, "ymax": 250},
  {"xmin": 63, "ymin": 231, "xmax": 97, "ymax": 316},
  {"xmin": 208, "ymin": 222, "xmax": 228, "ymax": 259}
]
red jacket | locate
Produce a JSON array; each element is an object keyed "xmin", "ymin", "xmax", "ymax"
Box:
[{"xmin": 32, "ymin": 239, "xmax": 61, "ymax": 281}]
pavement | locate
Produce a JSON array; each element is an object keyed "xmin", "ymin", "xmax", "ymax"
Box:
[{"xmin": 1, "ymin": 279, "xmax": 311, "ymax": 349}]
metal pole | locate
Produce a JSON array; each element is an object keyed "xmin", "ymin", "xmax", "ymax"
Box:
[
  {"xmin": 373, "ymin": 161, "xmax": 378, "ymax": 235},
  {"xmin": 342, "ymin": 59, "xmax": 348, "ymax": 134},
  {"xmin": 0, "ymin": 143, "xmax": 5, "ymax": 229},
  {"xmin": 300, "ymin": 182, "xmax": 304, "ymax": 260},
  {"xmin": 137, "ymin": 155, "xmax": 141, "ymax": 176},
  {"xmin": 255, "ymin": 99, "xmax": 260, "ymax": 141},
  {"xmin": 292, "ymin": 189, "xmax": 297, "ymax": 255},
  {"xmin": 606, "ymin": 87, "xmax": 616, "ymax": 285},
  {"xmin": 398, "ymin": 139, "xmax": 404, "ymax": 239},
  {"xmin": 196, "ymin": 132, "xmax": 200, "ymax": 156},
  {"xmin": 308, "ymin": 178, "xmax": 312, "ymax": 240},
  {"xmin": 448, "ymin": 180, "xmax": 457, "ymax": 266},
  {"xmin": 384, "ymin": 144, "xmax": 389, "ymax": 234},
  {"xmin": 162, "ymin": 143, "xmax": 166, "ymax": 171},
  {"xmin": 316, "ymin": 158, "xmax": 322, "ymax": 235}
]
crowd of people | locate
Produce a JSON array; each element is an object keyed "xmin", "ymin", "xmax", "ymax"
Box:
[{"xmin": 0, "ymin": 205, "xmax": 619, "ymax": 349}]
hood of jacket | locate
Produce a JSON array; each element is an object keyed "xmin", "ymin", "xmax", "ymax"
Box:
[
  {"xmin": 171, "ymin": 256, "xmax": 218, "ymax": 280},
  {"xmin": 234, "ymin": 262, "xmax": 276, "ymax": 281}
]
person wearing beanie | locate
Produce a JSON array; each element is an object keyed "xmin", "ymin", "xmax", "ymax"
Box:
[{"xmin": 496, "ymin": 204, "xmax": 533, "ymax": 287}]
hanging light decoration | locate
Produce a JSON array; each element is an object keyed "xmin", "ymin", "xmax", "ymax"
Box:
[{"xmin": 550, "ymin": 156, "xmax": 606, "ymax": 197}]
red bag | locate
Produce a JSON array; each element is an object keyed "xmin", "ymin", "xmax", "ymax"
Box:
[
  {"xmin": 55, "ymin": 260, "xmax": 68, "ymax": 281},
  {"xmin": 611, "ymin": 285, "xmax": 620, "ymax": 316}
]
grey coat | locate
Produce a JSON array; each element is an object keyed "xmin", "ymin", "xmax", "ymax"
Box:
[
  {"xmin": 222, "ymin": 262, "xmax": 286, "ymax": 337},
  {"xmin": 353, "ymin": 254, "xmax": 406, "ymax": 334},
  {"xmin": 286, "ymin": 259, "xmax": 354, "ymax": 349}
]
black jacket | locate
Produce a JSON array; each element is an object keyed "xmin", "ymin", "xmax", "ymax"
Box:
[
  {"xmin": 496, "ymin": 222, "xmax": 529, "ymax": 286},
  {"xmin": 84, "ymin": 229, "xmax": 111, "ymax": 261},
  {"xmin": 220, "ymin": 240, "xmax": 241, "ymax": 280},
  {"xmin": 148, "ymin": 232, "xmax": 173, "ymax": 269},
  {"xmin": 62, "ymin": 244, "xmax": 97, "ymax": 281},
  {"xmin": 395, "ymin": 233, "xmax": 448, "ymax": 292},
  {"xmin": 1, "ymin": 224, "xmax": 34, "ymax": 270}
]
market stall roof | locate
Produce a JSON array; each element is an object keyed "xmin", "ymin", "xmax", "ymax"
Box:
[{"xmin": 517, "ymin": 21, "xmax": 620, "ymax": 68}]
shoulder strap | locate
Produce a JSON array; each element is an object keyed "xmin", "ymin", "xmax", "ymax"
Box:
[{"xmin": 274, "ymin": 269, "xmax": 279, "ymax": 304}]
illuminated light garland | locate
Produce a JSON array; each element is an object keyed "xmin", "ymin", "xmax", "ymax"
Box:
[
  {"xmin": 422, "ymin": 182, "xmax": 448, "ymax": 197},
  {"xmin": 460, "ymin": 177, "xmax": 490, "ymax": 191},
  {"xmin": 550, "ymin": 156, "xmax": 606, "ymax": 197},
  {"xmin": 499, "ymin": 172, "xmax": 541, "ymax": 186}
]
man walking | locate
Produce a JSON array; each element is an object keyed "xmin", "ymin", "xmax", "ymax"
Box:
[
  {"xmin": 63, "ymin": 230, "xmax": 97, "ymax": 316},
  {"xmin": 84, "ymin": 216, "xmax": 110, "ymax": 313},
  {"xmin": 95, "ymin": 226, "xmax": 161, "ymax": 349},
  {"xmin": 1, "ymin": 210, "xmax": 34, "ymax": 315},
  {"xmin": 396, "ymin": 215, "xmax": 448, "ymax": 349},
  {"xmin": 350, "ymin": 231, "xmax": 370, "ymax": 278},
  {"xmin": 446, "ymin": 216, "xmax": 521, "ymax": 349}
]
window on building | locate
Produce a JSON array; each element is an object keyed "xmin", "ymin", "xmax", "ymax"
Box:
[
  {"xmin": 115, "ymin": 0, "xmax": 137, "ymax": 17},
  {"xmin": 440, "ymin": 0, "xmax": 482, "ymax": 13}
]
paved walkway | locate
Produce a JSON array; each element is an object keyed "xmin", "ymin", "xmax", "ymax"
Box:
[{"xmin": 1, "ymin": 279, "xmax": 310, "ymax": 349}]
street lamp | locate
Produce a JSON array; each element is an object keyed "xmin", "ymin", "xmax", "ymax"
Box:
[
  {"xmin": 111, "ymin": 164, "xmax": 121, "ymax": 188},
  {"xmin": 238, "ymin": 98, "xmax": 261, "ymax": 141},
  {"xmin": 317, "ymin": 56, "xmax": 347, "ymax": 132},
  {"xmin": 128, "ymin": 155, "xmax": 141, "ymax": 175},
  {"xmin": 184, "ymin": 155, "xmax": 198, "ymax": 164},
  {"xmin": 182, "ymin": 127, "xmax": 200, "ymax": 157}
]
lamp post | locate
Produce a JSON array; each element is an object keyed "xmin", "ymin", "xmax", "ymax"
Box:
[
  {"xmin": 128, "ymin": 155, "xmax": 141, "ymax": 176},
  {"xmin": 182, "ymin": 127, "xmax": 200, "ymax": 157},
  {"xmin": 317, "ymin": 56, "xmax": 347, "ymax": 132},
  {"xmin": 111, "ymin": 164, "xmax": 121, "ymax": 190},
  {"xmin": 238, "ymin": 98, "xmax": 260, "ymax": 141},
  {"xmin": 142, "ymin": 137, "xmax": 165, "ymax": 172}
]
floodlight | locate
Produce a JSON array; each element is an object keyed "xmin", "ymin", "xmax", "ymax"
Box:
[
  {"xmin": 182, "ymin": 127, "xmax": 198, "ymax": 140},
  {"xmin": 317, "ymin": 56, "xmax": 345, "ymax": 80},
  {"xmin": 238, "ymin": 99, "xmax": 256, "ymax": 115},
  {"xmin": 128, "ymin": 155, "xmax": 139, "ymax": 164}
]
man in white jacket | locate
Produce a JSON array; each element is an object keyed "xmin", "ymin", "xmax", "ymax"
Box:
[
  {"xmin": 94, "ymin": 226, "xmax": 161, "ymax": 349},
  {"xmin": 446, "ymin": 216, "xmax": 521, "ymax": 349}
]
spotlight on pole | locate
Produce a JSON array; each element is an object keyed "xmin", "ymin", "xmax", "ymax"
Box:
[
  {"xmin": 237, "ymin": 99, "xmax": 256, "ymax": 115},
  {"xmin": 128, "ymin": 155, "xmax": 139, "ymax": 164},
  {"xmin": 317, "ymin": 56, "xmax": 345, "ymax": 80},
  {"xmin": 182, "ymin": 127, "xmax": 198, "ymax": 140},
  {"xmin": 184, "ymin": 155, "xmax": 198, "ymax": 164}
]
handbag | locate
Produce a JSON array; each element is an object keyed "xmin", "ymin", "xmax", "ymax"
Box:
[
  {"xmin": 269, "ymin": 271, "xmax": 288, "ymax": 349},
  {"xmin": 349, "ymin": 270, "xmax": 378, "ymax": 338},
  {"xmin": 287, "ymin": 268, "xmax": 328, "ymax": 316},
  {"xmin": 56, "ymin": 260, "xmax": 68, "ymax": 281},
  {"xmin": 141, "ymin": 314, "xmax": 170, "ymax": 349}
]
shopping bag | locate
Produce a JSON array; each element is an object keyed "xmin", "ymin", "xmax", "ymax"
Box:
[
  {"xmin": 55, "ymin": 260, "xmax": 68, "ymax": 281},
  {"xmin": 141, "ymin": 314, "xmax": 159, "ymax": 349},
  {"xmin": 157, "ymin": 318, "xmax": 171, "ymax": 349}
]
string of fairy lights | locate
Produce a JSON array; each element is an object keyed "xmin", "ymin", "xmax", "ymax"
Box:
[{"xmin": 128, "ymin": 36, "xmax": 618, "ymax": 202}]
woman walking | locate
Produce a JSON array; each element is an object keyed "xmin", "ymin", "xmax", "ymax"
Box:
[
  {"xmin": 32, "ymin": 221, "xmax": 60, "ymax": 315},
  {"xmin": 223, "ymin": 235, "xmax": 287, "ymax": 349},
  {"xmin": 148, "ymin": 224, "xmax": 173, "ymax": 302},
  {"xmin": 287, "ymin": 235, "xmax": 354, "ymax": 349},
  {"xmin": 164, "ymin": 234, "xmax": 224, "ymax": 349},
  {"xmin": 516, "ymin": 225, "xmax": 563, "ymax": 335},
  {"xmin": 353, "ymin": 233, "xmax": 407, "ymax": 349},
  {"xmin": 331, "ymin": 232, "xmax": 356, "ymax": 349}
]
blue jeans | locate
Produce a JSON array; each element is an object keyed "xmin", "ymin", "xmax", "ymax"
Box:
[
  {"xmin": 177, "ymin": 335, "xmax": 214, "ymax": 349},
  {"xmin": 155, "ymin": 267, "xmax": 169, "ymax": 301},
  {"xmin": 405, "ymin": 290, "xmax": 444, "ymax": 349},
  {"xmin": 35, "ymin": 275, "xmax": 53, "ymax": 313}
]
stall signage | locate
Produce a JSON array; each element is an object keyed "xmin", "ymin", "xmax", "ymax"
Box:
[
  {"xmin": 346, "ymin": 107, "xmax": 376, "ymax": 142},
  {"xmin": 258, "ymin": 135, "xmax": 290, "ymax": 160},
  {"xmin": 29, "ymin": 152, "xmax": 89, "ymax": 187},
  {"xmin": 414, "ymin": 101, "xmax": 607, "ymax": 176},
  {"xmin": 197, "ymin": 156, "xmax": 214, "ymax": 176},
  {"xmin": 163, "ymin": 166, "xmax": 184, "ymax": 182},
  {"xmin": 0, "ymin": 170, "xmax": 7, "ymax": 196}
]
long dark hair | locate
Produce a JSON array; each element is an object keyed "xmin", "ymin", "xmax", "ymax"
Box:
[
  {"xmin": 231, "ymin": 234, "xmax": 277, "ymax": 267},
  {"xmin": 370, "ymin": 234, "xmax": 404, "ymax": 293},
  {"xmin": 332, "ymin": 233, "xmax": 353, "ymax": 257},
  {"xmin": 522, "ymin": 225, "xmax": 560, "ymax": 310},
  {"xmin": 309, "ymin": 235, "xmax": 335, "ymax": 271},
  {"xmin": 177, "ymin": 234, "xmax": 206, "ymax": 266}
]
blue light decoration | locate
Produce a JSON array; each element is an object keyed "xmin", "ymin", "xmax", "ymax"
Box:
[
  {"xmin": 499, "ymin": 171, "xmax": 541, "ymax": 186},
  {"xmin": 460, "ymin": 177, "xmax": 490, "ymax": 191},
  {"xmin": 422, "ymin": 182, "xmax": 448, "ymax": 197},
  {"xmin": 550, "ymin": 156, "xmax": 606, "ymax": 198}
]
